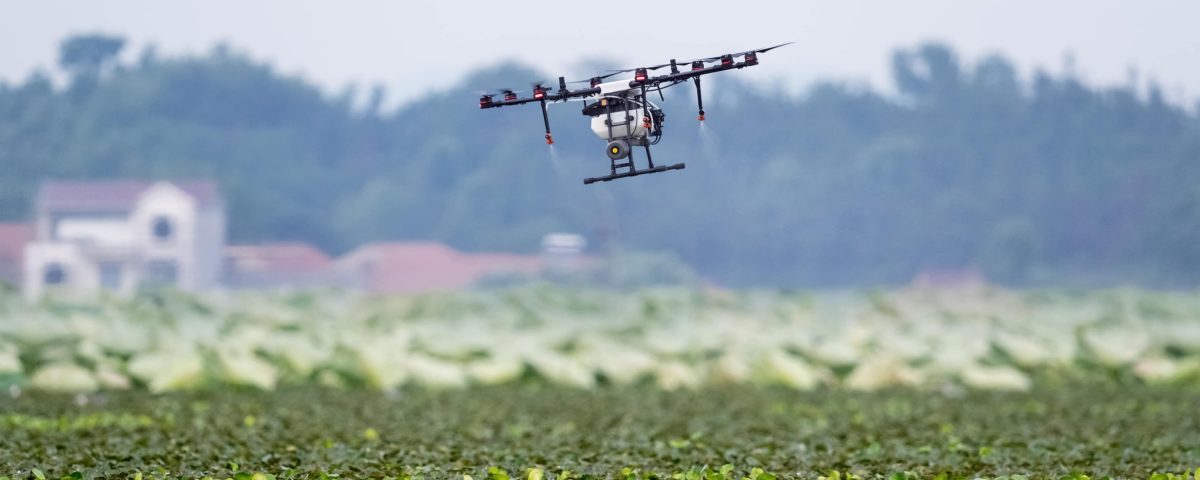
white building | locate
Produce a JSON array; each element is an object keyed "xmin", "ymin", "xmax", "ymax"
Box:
[{"xmin": 23, "ymin": 180, "xmax": 225, "ymax": 298}]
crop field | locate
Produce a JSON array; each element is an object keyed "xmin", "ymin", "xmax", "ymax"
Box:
[
  {"xmin": 2, "ymin": 385, "xmax": 1199, "ymax": 479},
  {"xmin": 4, "ymin": 286, "xmax": 1200, "ymax": 393},
  {"xmin": 1, "ymin": 285, "xmax": 1200, "ymax": 478}
]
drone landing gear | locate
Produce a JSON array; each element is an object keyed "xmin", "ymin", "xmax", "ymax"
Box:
[
  {"xmin": 584, "ymin": 144, "xmax": 685, "ymax": 185},
  {"xmin": 583, "ymin": 163, "xmax": 686, "ymax": 184}
]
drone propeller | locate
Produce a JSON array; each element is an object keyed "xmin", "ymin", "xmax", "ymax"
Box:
[
  {"xmin": 575, "ymin": 71, "xmax": 627, "ymax": 82},
  {"xmin": 699, "ymin": 42, "xmax": 794, "ymax": 62},
  {"xmin": 488, "ymin": 88, "xmax": 519, "ymax": 101},
  {"xmin": 477, "ymin": 92, "xmax": 495, "ymax": 108},
  {"xmin": 606, "ymin": 43, "xmax": 792, "ymax": 77},
  {"xmin": 530, "ymin": 82, "xmax": 552, "ymax": 101}
]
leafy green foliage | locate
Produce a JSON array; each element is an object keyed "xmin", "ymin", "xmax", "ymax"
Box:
[
  {"xmin": 3, "ymin": 286, "xmax": 1200, "ymax": 393},
  {"xmin": 0, "ymin": 385, "xmax": 1198, "ymax": 478}
]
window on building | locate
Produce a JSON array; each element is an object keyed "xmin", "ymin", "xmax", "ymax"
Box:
[
  {"xmin": 152, "ymin": 216, "xmax": 174, "ymax": 243},
  {"xmin": 145, "ymin": 260, "xmax": 178, "ymax": 287},
  {"xmin": 99, "ymin": 262, "xmax": 123, "ymax": 290},
  {"xmin": 43, "ymin": 263, "xmax": 67, "ymax": 285}
]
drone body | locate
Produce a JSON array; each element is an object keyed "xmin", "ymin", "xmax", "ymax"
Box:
[{"xmin": 478, "ymin": 43, "xmax": 791, "ymax": 184}]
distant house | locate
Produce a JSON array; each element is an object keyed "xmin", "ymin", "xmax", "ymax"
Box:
[
  {"xmin": 224, "ymin": 242, "xmax": 343, "ymax": 289},
  {"xmin": 0, "ymin": 223, "xmax": 34, "ymax": 287},
  {"xmin": 23, "ymin": 180, "xmax": 225, "ymax": 298},
  {"xmin": 335, "ymin": 242, "xmax": 541, "ymax": 294}
]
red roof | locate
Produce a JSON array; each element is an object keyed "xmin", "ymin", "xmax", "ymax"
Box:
[
  {"xmin": 339, "ymin": 242, "xmax": 541, "ymax": 294},
  {"xmin": 225, "ymin": 243, "xmax": 332, "ymax": 274},
  {"xmin": 0, "ymin": 223, "xmax": 33, "ymax": 284},
  {"xmin": 0, "ymin": 223, "xmax": 33, "ymax": 260},
  {"xmin": 38, "ymin": 179, "xmax": 222, "ymax": 211}
]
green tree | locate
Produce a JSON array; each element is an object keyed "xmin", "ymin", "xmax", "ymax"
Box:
[{"xmin": 58, "ymin": 33, "xmax": 126, "ymax": 77}]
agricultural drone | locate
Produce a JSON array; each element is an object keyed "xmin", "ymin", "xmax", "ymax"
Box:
[{"xmin": 478, "ymin": 43, "xmax": 792, "ymax": 184}]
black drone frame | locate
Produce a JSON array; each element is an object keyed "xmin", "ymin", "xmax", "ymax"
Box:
[{"xmin": 478, "ymin": 43, "xmax": 791, "ymax": 184}]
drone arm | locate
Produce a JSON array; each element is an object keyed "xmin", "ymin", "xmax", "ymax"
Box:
[
  {"xmin": 630, "ymin": 60, "xmax": 758, "ymax": 122},
  {"xmin": 483, "ymin": 87, "xmax": 601, "ymax": 109},
  {"xmin": 539, "ymin": 99, "xmax": 553, "ymax": 145}
]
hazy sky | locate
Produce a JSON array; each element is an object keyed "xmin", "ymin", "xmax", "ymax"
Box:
[{"xmin": 3, "ymin": 0, "xmax": 1198, "ymax": 105}]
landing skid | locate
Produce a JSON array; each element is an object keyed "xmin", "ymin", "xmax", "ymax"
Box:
[
  {"xmin": 584, "ymin": 163, "xmax": 685, "ymax": 184},
  {"xmin": 583, "ymin": 142, "xmax": 685, "ymax": 185}
]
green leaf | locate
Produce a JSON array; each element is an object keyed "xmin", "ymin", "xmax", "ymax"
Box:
[{"xmin": 32, "ymin": 469, "xmax": 46, "ymax": 480}]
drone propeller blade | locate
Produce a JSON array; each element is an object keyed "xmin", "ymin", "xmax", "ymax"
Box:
[
  {"xmin": 646, "ymin": 62, "xmax": 680, "ymax": 71},
  {"xmin": 754, "ymin": 41, "xmax": 794, "ymax": 53},
  {"xmin": 701, "ymin": 42, "xmax": 795, "ymax": 61},
  {"xmin": 490, "ymin": 88, "xmax": 520, "ymax": 101},
  {"xmin": 605, "ymin": 62, "xmax": 674, "ymax": 75},
  {"xmin": 595, "ymin": 70, "xmax": 634, "ymax": 80}
]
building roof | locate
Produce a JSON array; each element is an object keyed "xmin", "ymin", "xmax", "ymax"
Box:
[
  {"xmin": 0, "ymin": 223, "xmax": 34, "ymax": 284},
  {"xmin": 37, "ymin": 179, "xmax": 222, "ymax": 212},
  {"xmin": 0, "ymin": 223, "xmax": 33, "ymax": 260},
  {"xmin": 225, "ymin": 243, "xmax": 333, "ymax": 274},
  {"xmin": 338, "ymin": 241, "xmax": 541, "ymax": 294}
]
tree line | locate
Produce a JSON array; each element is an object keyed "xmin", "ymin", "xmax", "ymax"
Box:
[{"xmin": 1, "ymin": 34, "xmax": 1197, "ymax": 287}]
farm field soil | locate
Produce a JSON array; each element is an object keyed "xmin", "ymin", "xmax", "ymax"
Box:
[{"xmin": 1, "ymin": 384, "xmax": 1198, "ymax": 479}]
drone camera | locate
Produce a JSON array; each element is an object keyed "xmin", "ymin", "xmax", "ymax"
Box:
[
  {"xmin": 744, "ymin": 52, "xmax": 758, "ymax": 65},
  {"xmin": 634, "ymin": 68, "xmax": 648, "ymax": 82},
  {"xmin": 478, "ymin": 95, "xmax": 493, "ymax": 108},
  {"xmin": 720, "ymin": 54, "xmax": 735, "ymax": 66}
]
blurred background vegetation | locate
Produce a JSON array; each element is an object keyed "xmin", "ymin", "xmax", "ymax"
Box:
[{"xmin": 2, "ymin": 34, "xmax": 1198, "ymax": 288}]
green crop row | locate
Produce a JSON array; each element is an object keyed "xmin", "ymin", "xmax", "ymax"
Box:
[{"xmin": 2, "ymin": 286, "xmax": 1200, "ymax": 393}]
